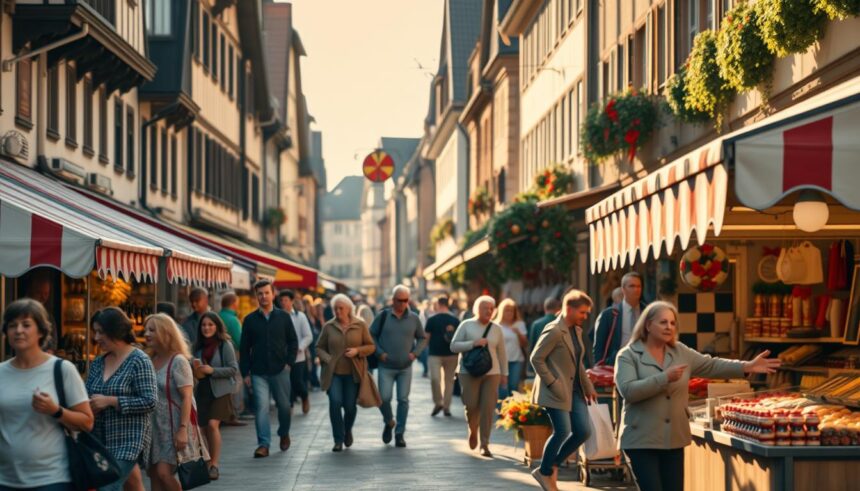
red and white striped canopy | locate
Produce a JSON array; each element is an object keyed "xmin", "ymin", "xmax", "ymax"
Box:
[
  {"xmin": 733, "ymin": 94, "xmax": 860, "ymax": 211},
  {"xmin": 586, "ymin": 141, "xmax": 727, "ymax": 274}
]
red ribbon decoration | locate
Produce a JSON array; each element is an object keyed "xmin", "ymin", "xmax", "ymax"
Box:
[
  {"xmin": 625, "ymin": 129, "xmax": 640, "ymax": 161},
  {"xmin": 605, "ymin": 99, "xmax": 618, "ymax": 122},
  {"xmin": 792, "ymin": 286, "xmax": 813, "ymax": 299},
  {"xmin": 762, "ymin": 246, "xmax": 781, "ymax": 257}
]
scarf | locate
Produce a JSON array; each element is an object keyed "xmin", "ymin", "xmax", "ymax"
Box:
[{"xmin": 201, "ymin": 336, "xmax": 220, "ymax": 364}]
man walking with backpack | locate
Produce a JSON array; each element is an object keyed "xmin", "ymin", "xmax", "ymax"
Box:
[{"xmin": 369, "ymin": 285, "xmax": 427, "ymax": 448}]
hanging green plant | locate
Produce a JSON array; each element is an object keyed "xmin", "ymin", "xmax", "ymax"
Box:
[
  {"xmin": 430, "ymin": 217, "xmax": 455, "ymax": 251},
  {"xmin": 580, "ymin": 89, "xmax": 658, "ymax": 163},
  {"xmin": 262, "ymin": 207, "xmax": 287, "ymax": 230},
  {"xmin": 685, "ymin": 30, "xmax": 735, "ymax": 128},
  {"xmin": 814, "ymin": 0, "xmax": 860, "ymax": 19},
  {"xmin": 664, "ymin": 65, "xmax": 711, "ymax": 124},
  {"xmin": 716, "ymin": 2, "xmax": 775, "ymax": 92},
  {"xmin": 533, "ymin": 165, "xmax": 575, "ymax": 200},
  {"xmin": 536, "ymin": 205, "xmax": 576, "ymax": 275},
  {"xmin": 756, "ymin": 0, "xmax": 827, "ymax": 57},
  {"xmin": 468, "ymin": 186, "xmax": 493, "ymax": 218},
  {"xmin": 489, "ymin": 201, "xmax": 542, "ymax": 280}
]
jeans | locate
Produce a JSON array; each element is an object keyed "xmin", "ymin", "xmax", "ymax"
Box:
[
  {"xmin": 624, "ymin": 448, "xmax": 684, "ymax": 491},
  {"xmin": 97, "ymin": 458, "xmax": 137, "ymax": 491},
  {"xmin": 418, "ymin": 347, "xmax": 429, "ymax": 375},
  {"xmin": 498, "ymin": 360, "xmax": 523, "ymax": 399},
  {"xmin": 539, "ymin": 388, "xmax": 592, "ymax": 476},
  {"xmin": 377, "ymin": 366, "xmax": 413, "ymax": 435},
  {"xmin": 251, "ymin": 367, "xmax": 292, "ymax": 448},
  {"xmin": 327, "ymin": 374, "xmax": 358, "ymax": 444},
  {"xmin": 290, "ymin": 361, "xmax": 309, "ymax": 402}
]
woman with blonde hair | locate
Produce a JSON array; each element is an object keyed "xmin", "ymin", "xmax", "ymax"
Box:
[
  {"xmin": 450, "ymin": 295, "xmax": 507, "ymax": 457},
  {"xmin": 615, "ymin": 301, "xmax": 780, "ymax": 491},
  {"xmin": 144, "ymin": 314, "xmax": 207, "ymax": 491},
  {"xmin": 316, "ymin": 294, "xmax": 376, "ymax": 451},
  {"xmin": 493, "ymin": 298, "xmax": 528, "ymax": 399}
]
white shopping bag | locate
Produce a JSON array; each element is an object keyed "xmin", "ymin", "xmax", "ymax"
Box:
[{"xmin": 580, "ymin": 403, "xmax": 617, "ymax": 461}]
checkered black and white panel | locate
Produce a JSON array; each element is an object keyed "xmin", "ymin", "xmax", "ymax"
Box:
[{"xmin": 677, "ymin": 292, "xmax": 734, "ymax": 351}]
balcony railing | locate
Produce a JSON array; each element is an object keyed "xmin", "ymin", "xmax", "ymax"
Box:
[{"xmin": 81, "ymin": 0, "xmax": 115, "ymax": 26}]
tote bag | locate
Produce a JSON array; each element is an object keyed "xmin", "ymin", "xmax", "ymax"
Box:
[{"xmin": 579, "ymin": 403, "xmax": 618, "ymax": 461}]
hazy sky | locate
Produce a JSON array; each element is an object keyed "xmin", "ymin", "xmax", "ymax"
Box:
[{"xmin": 285, "ymin": 0, "xmax": 445, "ymax": 190}]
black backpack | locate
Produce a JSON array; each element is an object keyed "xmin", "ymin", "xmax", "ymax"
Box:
[
  {"xmin": 462, "ymin": 323, "xmax": 493, "ymax": 377},
  {"xmin": 367, "ymin": 309, "xmax": 389, "ymax": 370}
]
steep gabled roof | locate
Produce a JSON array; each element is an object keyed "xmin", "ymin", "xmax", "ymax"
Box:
[
  {"xmin": 323, "ymin": 176, "xmax": 364, "ymax": 221},
  {"xmin": 447, "ymin": 0, "xmax": 483, "ymax": 102}
]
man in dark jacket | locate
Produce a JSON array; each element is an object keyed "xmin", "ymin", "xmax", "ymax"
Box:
[
  {"xmin": 592, "ymin": 272, "xmax": 648, "ymax": 366},
  {"xmin": 240, "ymin": 280, "xmax": 298, "ymax": 458},
  {"xmin": 181, "ymin": 287, "xmax": 209, "ymax": 346}
]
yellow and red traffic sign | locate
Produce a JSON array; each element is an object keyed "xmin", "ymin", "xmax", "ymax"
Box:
[{"xmin": 362, "ymin": 150, "xmax": 395, "ymax": 183}]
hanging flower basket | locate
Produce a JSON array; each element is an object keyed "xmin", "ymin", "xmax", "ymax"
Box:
[
  {"xmin": 533, "ymin": 165, "xmax": 575, "ymax": 200},
  {"xmin": 716, "ymin": 2, "xmax": 775, "ymax": 92},
  {"xmin": 581, "ymin": 89, "xmax": 658, "ymax": 163},
  {"xmin": 430, "ymin": 218, "xmax": 455, "ymax": 250},
  {"xmin": 468, "ymin": 186, "xmax": 493, "ymax": 218},
  {"xmin": 680, "ymin": 243, "xmax": 730, "ymax": 292},
  {"xmin": 664, "ymin": 65, "xmax": 711, "ymax": 124},
  {"xmin": 756, "ymin": 0, "xmax": 827, "ymax": 57},
  {"xmin": 685, "ymin": 30, "xmax": 735, "ymax": 128},
  {"xmin": 814, "ymin": 0, "xmax": 860, "ymax": 19}
]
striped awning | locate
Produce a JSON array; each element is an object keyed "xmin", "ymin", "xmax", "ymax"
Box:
[{"xmin": 585, "ymin": 141, "xmax": 727, "ymax": 273}]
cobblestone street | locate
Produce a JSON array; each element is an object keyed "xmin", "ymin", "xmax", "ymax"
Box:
[{"xmin": 202, "ymin": 366, "xmax": 634, "ymax": 490}]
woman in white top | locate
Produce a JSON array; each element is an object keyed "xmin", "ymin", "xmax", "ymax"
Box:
[
  {"xmin": 0, "ymin": 298, "xmax": 94, "ymax": 491},
  {"xmin": 493, "ymin": 298, "xmax": 528, "ymax": 399},
  {"xmin": 450, "ymin": 295, "xmax": 508, "ymax": 458}
]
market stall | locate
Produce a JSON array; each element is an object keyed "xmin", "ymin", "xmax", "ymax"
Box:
[{"xmin": 584, "ymin": 77, "xmax": 860, "ymax": 490}]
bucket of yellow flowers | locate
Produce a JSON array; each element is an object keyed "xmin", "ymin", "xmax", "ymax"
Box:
[{"xmin": 496, "ymin": 385, "xmax": 551, "ymax": 464}]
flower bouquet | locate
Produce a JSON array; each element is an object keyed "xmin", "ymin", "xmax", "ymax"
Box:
[{"xmin": 497, "ymin": 386, "xmax": 552, "ymax": 463}]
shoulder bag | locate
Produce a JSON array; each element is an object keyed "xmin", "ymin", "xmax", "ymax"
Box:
[
  {"xmin": 353, "ymin": 357, "xmax": 382, "ymax": 408},
  {"xmin": 166, "ymin": 356, "xmax": 211, "ymax": 490},
  {"xmin": 462, "ymin": 323, "xmax": 493, "ymax": 377},
  {"xmin": 53, "ymin": 359, "xmax": 122, "ymax": 491},
  {"xmin": 367, "ymin": 309, "xmax": 389, "ymax": 370}
]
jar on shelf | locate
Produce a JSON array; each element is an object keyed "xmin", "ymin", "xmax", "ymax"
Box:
[
  {"xmin": 769, "ymin": 295, "xmax": 782, "ymax": 318},
  {"xmin": 754, "ymin": 294, "xmax": 766, "ymax": 318}
]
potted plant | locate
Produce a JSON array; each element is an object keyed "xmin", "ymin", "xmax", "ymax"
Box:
[
  {"xmin": 262, "ymin": 207, "xmax": 286, "ymax": 231},
  {"xmin": 496, "ymin": 387, "xmax": 551, "ymax": 463},
  {"xmin": 533, "ymin": 165, "xmax": 575, "ymax": 200},
  {"xmin": 581, "ymin": 88, "xmax": 658, "ymax": 163}
]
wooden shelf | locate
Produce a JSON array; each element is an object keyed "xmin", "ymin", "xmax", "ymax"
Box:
[{"xmin": 744, "ymin": 337, "xmax": 845, "ymax": 344}]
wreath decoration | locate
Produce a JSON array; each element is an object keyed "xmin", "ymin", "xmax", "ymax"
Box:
[
  {"xmin": 756, "ymin": 0, "xmax": 827, "ymax": 57},
  {"xmin": 680, "ymin": 243, "xmax": 730, "ymax": 292},
  {"xmin": 581, "ymin": 89, "xmax": 658, "ymax": 163},
  {"xmin": 717, "ymin": 2, "xmax": 775, "ymax": 92}
]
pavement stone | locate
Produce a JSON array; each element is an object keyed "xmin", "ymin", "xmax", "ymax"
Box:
[{"xmin": 155, "ymin": 365, "xmax": 635, "ymax": 490}]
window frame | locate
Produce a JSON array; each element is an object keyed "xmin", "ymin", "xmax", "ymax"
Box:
[
  {"xmin": 160, "ymin": 127, "xmax": 168, "ymax": 193},
  {"xmin": 15, "ymin": 59, "xmax": 33, "ymax": 129},
  {"xmin": 113, "ymin": 98, "xmax": 124, "ymax": 173},
  {"xmin": 83, "ymin": 77, "xmax": 93, "ymax": 155},
  {"xmin": 98, "ymin": 87, "xmax": 108, "ymax": 164},
  {"xmin": 47, "ymin": 64, "xmax": 60, "ymax": 140},
  {"xmin": 65, "ymin": 63, "xmax": 77, "ymax": 148},
  {"xmin": 170, "ymin": 134, "xmax": 177, "ymax": 198},
  {"xmin": 126, "ymin": 106, "xmax": 135, "ymax": 178}
]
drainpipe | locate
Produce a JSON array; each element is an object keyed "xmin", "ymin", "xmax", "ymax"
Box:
[{"xmin": 2, "ymin": 24, "xmax": 90, "ymax": 72}]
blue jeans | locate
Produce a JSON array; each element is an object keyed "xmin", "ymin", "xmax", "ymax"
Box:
[
  {"xmin": 251, "ymin": 367, "xmax": 292, "ymax": 448},
  {"xmin": 377, "ymin": 366, "xmax": 413, "ymax": 435},
  {"xmin": 97, "ymin": 458, "xmax": 137, "ymax": 491},
  {"xmin": 498, "ymin": 360, "xmax": 523, "ymax": 399},
  {"xmin": 539, "ymin": 387, "xmax": 592, "ymax": 476},
  {"xmin": 418, "ymin": 347, "xmax": 429, "ymax": 375},
  {"xmin": 328, "ymin": 374, "xmax": 358, "ymax": 444}
]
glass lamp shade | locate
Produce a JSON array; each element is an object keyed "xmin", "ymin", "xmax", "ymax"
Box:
[{"xmin": 793, "ymin": 191, "xmax": 829, "ymax": 232}]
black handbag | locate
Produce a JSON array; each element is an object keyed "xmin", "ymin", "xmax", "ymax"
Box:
[
  {"xmin": 367, "ymin": 309, "xmax": 389, "ymax": 370},
  {"xmin": 462, "ymin": 324, "xmax": 493, "ymax": 377},
  {"xmin": 166, "ymin": 356, "xmax": 211, "ymax": 490},
  {"xmin": 53, "ymin": 360, "xmax": 122, "ymax": 491}
]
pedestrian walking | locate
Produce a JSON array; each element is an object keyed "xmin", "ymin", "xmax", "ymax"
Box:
[
  {"xmin": 0, "ymin": 299, "xmax": 95, "ymax": 491},
  {"xmin": 191, "ymin": 312, "xmax": 239, "ymax": 481},
  {"xmin": 144, "ymin": 314, "xmax": 208, "ymax": 491},
  {"xmin": 369, "ymin": 285, "xmax": 427, "ymax": 448},
  {"xmin": 304, "ymin": 295, "xmax": 323, "ymax": 390},
  {"xmin": 424, "ymin": 294, "xmax": 459, "ymax": 417},
  {"xmin": 450, "ymin": 295, "xmax": 507, "ymax": 458},
  {"xmin": 180, "ymin": 287, "xmax": 210, "ymax": 346},
  {"xmin": 592, "ymin": 272, "xmax": 647, "ymax": 367},
  {"xmin": 277, "ymin": 290, "xmax": 313, "ymax": 414},
  {"xmin": 316, "ymin": 294, "xmax": 376, "ymax": 452},
  {"xmin": 529, "ymin": 290, "xmax": 599, "ymax": 491},
  {"xmin": 85, "ymin": 307, "xmax": 157, "ymax": 491},
  {"xmin": 615, "ymin": 301, "xmax": 780, "ymax": 491},
  {"xmin": 239, "ymin": 280, "xmax": 298, "ymax": 458},
  {"xmin": 494, "ymin": 298, "xmax": 528, "ymax": 399},
  {"xmin": 528, "ymin": 297, "xmax": 561, "ymax": 354}
]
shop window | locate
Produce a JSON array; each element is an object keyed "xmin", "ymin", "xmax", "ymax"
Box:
[
  {"xmin": 65, "ymin": 64, "xmax": 77, "ymax": 147},
  {"xmin": 98, "ymin": 87, "xmax": 108, "ymax": 163},
  {"xmin": 113, "ymin": 99, "xmax": 123, "ymax": 172},
  {"xmin": 160, "ymin": 128, "xmax": 168, "ymax": 192},
  {"xmin": 83, "ymin": 77, "xmax": 93, "ymax": 154},
  {"xmin": 47, "ymin": 65, "xmax": 60, "ymax": 140},
  {"xmin": 16, "ymin": 59, "xmax": 32, "ymax": 128},
  {"xmin": 126, "ymin": 106, "xmax": 134, "ymax": 177}
]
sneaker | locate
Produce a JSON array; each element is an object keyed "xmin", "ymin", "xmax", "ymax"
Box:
[
  {"xmin": 531, "ymin": 468, "xmax": 553, "ymax": 491},
  {"xmin": 208, "ymin": 466, "xmax": 220, "ymax": 481},
  {"xmin": 431, "ymin": 405, "xmax": 443, "ymax": 417},
  {"xmin": 395, "ymin": 434, "xmax": 406, "ymax": 448},
  {"xmin": 382, "ymin": 420, "xmax": 395, "ymax": 444}
]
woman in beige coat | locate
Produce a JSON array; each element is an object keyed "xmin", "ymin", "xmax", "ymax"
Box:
[
  {"xmin": 529, "ymin": 289, "xmax": 598, "ymax": 491},
  {"xmin": 316, "ymin": 294, "xmax": 376, "ymax": 452},
  {"xmin": 615, "ymin": 301, "xmax": 779, "ymax": 491}
]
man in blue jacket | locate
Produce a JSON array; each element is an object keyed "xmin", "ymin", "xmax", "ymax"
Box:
[{"xmin": 592, "ymin": 272, "xmax": 648, "ymax": 366}]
